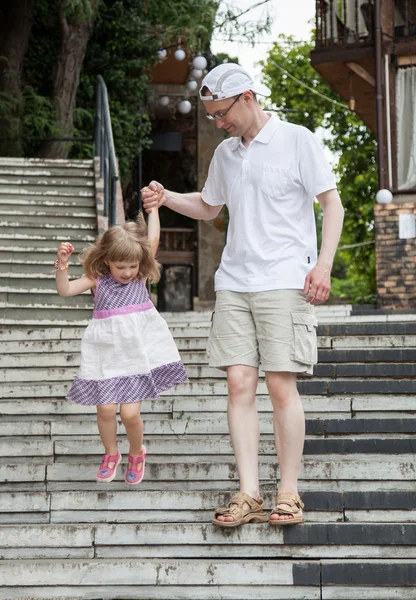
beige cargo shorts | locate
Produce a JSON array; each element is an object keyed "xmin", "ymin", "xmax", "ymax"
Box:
[{"xmin": 206, "ymin": 289, "xmax": 318, "ymax": 374}]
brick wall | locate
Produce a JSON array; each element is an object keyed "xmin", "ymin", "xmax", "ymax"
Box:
[{"xmin": 374, "ymin": 202, "xmax": 416, "ymax": 308}]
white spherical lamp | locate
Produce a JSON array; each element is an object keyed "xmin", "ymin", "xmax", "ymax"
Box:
[
  {"xmin": 376, "ymin": 189, "xmax": 393, "ymax": 204},
  {"xmin": 192, "ymin": 55, "xmax": 207, "ymax": 70},
  {"xmin": 157, "ymin": 49, "xmax": 167, "ymax": 60},
  {"xmin": 159, "ymin": 96, "xmax": 170, "ymax": 107},
  {"xmin": 174, "ymin": 47, "xmax": 186, "ymax": 61},
  {"xmin": 178, "ymin": 100, "xmax": 192, "ymax": 114},
  {"xmin": 191, "ymin": 68, "xmax": 203, "ymax": 79},
  {"xmin": 186, "ymin": 80, "xmax": 198, "ymax": 91}
]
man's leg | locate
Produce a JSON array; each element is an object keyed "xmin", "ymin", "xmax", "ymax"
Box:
[
  {"xmin": 265, "ymin": 371, "xmax": 305, "ymax": 522},
  {"xmin": 215, "ymin": 364, "xmax": 260, "ymax": 523}
]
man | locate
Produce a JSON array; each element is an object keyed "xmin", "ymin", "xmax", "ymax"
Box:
[{"xmin": 142, "ymin": 63, "xmax": 344, "ymax": 527}]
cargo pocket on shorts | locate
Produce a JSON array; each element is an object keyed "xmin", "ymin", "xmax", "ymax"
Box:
[
  {"xmin": 206, "ymin": 311, "xmax": 215, "ymax": 359},
  {"xmin": 290, "ymin": 312, "xmax": 318, "ymax": 365}
]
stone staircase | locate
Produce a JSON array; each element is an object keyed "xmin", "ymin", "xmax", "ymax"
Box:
[
  {"xmin": 0, "ymin": 157, "xmax": 96, "ymax": 324},
  {"xmin": 0, "ymin": 159, "xmax": 416, "ymax": 599}
]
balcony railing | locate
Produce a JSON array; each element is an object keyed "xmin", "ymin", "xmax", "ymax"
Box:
[
  {"xmin": 315, "ymin": 0, "xmax": 375, "ymax": 48},
  {"xmin": 315, "ymin": 0, "xmax": 416, "ymax": 48}
]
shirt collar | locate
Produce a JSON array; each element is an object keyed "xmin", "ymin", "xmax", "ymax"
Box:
[{"xmin": 229, "ymin": 112, "xmax": 279, "ymax": 151}]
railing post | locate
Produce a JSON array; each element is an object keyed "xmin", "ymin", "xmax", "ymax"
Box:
[
  {"xmin": 104, "ymin": 134, "xmax": 109, "ymax": 217},
  {"xmin": 111, "ymin": 176, "xmax": 117, "ymax": 227},
  {"xmin": 95, "ymin": 75, "xmax": 120, "ymax": 224}
]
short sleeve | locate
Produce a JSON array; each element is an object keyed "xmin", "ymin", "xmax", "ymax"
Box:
[
  {"xmin": 201, "ymin": 147, "xmax": 225, "ymax": 207},
  {"xmin": 298, "ymin": 127, "xmax": 337, "ymax": 198}
]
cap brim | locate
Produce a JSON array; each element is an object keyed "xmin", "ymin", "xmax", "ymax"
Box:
[{"xmin": 200, "ymin": 81, "xmax": 271, "ymax": 101}]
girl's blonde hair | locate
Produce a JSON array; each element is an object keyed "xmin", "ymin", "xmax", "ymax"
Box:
[{"xmin": 80, "ymin": 212, "xmax": 161, "ymax": 283}]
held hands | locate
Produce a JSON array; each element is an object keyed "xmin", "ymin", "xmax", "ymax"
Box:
[
  {"xmin": 303, "ymin": 263, "xmax": 331, "ymax": 305},
  {"xmin": 57, "ymin": 242, "xmax": 74, "ymax": 266},
  {"xmin": 141, "ymin": 181, "xmax": 166, "ymax": 214}
]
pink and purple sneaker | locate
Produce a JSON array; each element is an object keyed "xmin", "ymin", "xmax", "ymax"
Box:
[
  {"xmin": 125, "ymin": 446, "xmax": 147, "ymax": 485},
  {"xmin": 96, "ymin": 452, "xmax": 122, "ymax": 482}
]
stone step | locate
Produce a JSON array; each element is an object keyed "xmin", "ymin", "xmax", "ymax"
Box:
[
  {"xmin": 0, "ymin": 206, "xmax": 96, "ymax": 220},
  {"xmin": 0, "ymin": 249, "xmax": 83, "ymax": 265},
  {"xmin": 4, "ymin": 347, "xmax": 416, "ymax": 369},
  {"xmin": 1, "ymin": 321, "xmax": 416, "ymax": 341},
  {"xmin": 0, "ymin": 452, "xmax": 414, "ymax": 481},
  {"xmin": 0, "ymin": 174, "xmax": 94, "ymax": 186},
  {"xmin": 3, "ymin": 362, "xmax": 416, "ymax": 384},
  {"xmin": 0, "ymin": 558, "xmax": 415, "ymax": 595},
  {"xmin": 0, "ymin": 278, "xmax": 93, "ymax": 293},
  {"xmin": 0, "ymin": 263, "xmax": 84, "ymax": 277},
  {"xmin": 0, "ymin": 218, "xmax": 95, "ymax": 232},
  {"xmin": 1, "ymin": 487, "xmax": 414, "ymax": 524},
  {"xmin": 2, "ymin": 377, "xmax": 416, "ymax": 399},
  {"xmin": 0, "ymin": 335, "xmax": 208, "ymax": 353},
  {"xmin": 0, "ymin": 186, "xmax": 95, "ymax": 198},
  {"xmin": 0, "ymin": 522, "xmax": 415, "ymax": 559},
  {"xmin": 0, "ymin": 584, "xmax": 320, "ymax": 600},
  {"xmin": 0, "ymin": 558, "xmax": 319, "ymax": 597},
  {"xmin": 1, "ymin": 474, "xmax": 414, "ymax": 495},
  {"xmin": 0, "ymin": 295, "xmax": 93, "ymax": 309},
  {"xmin": 2, "ymin": 318, "xmax": 416, "ymax": 337},
  {"xmin": 3, "ymin": 309, "xmax": 416, "ymax": 327},
  {"xmin": 0, "ymin": 228, "xmax": 96, "ymax": 241},
  {"xmin": 0, "ymin": 157, "xmax": 93, "ymax": 168},
  {"xmin": 2, "ymin": 330, "xmax": 415, "ymax": 354},
  {"xmin": 0, "ymin": 238, "xmax": 92, "ymax": 251},
  {"xmin": 0, "ymin": 195, "xmax": 95, "ymax": 207},
  {"xmin": 0, "ymin": 214, "xmax": 96, "ymax": 228},
  {"xmin": 0, "ymin": 167, "xmax": 94, "ymax": 178},
  {"xmin": 1, "ymin": 415, "xmax": 414, "ymax": 437},
  {"xmin": 1, "ymin": 430, "xmax": 414, "ymax": 459},
  {"xmin": 1, "ymin": 395, "xmax": 414, "ymax": 419}
]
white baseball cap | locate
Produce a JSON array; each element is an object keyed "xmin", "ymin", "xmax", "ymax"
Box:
[{"xmin": 199, "ymin": 63, "xmax": 271, "ymax": 101}]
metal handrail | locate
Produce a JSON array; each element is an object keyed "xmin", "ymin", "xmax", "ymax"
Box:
[{"xmin": 94, "ymin": 75, "xmax": 119, "ymax": 226}]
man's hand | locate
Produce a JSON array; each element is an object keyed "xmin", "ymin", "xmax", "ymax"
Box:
[
  {"xmin": 303, "ymin": 263, "xmax": 331, "ymax": 305},
  {"xmin": 141, "ymin": 181, "xmax": 166, "ymax": 214}
]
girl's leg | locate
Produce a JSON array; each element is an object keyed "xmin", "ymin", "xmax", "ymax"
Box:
[
  {"xmin": 119, "ymin": 402, "xmax": 144, "ymax": 455},
  {"xmin": 96, "ymin": 404, "xmax": 119, "ymax": 455},
  {"xmin": 120, "ymin": 402, "xmax": 145, "ymax": 484},
  {"xmin": 96, "ymin": 404, "xmax": 121, "ymax": 482}
]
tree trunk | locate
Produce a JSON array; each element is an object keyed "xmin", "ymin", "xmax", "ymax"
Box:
[
  {"xmin": 38, "ymin": 0, "xmax": 97, "ymax": 159},
  {"xmin": 0, "ymin": 0, "xmax": 36, "ymax": 156}
]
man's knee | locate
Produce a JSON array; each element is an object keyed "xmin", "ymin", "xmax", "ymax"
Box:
[
  {"xmin": 227, "ymin": 365, "xmax": 258, "ymax": 403},
  {"xmin": 266, "ymin": 372, "xmax": 299, "ymax": 408}
]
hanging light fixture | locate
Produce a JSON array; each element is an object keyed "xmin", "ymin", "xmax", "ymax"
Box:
[
  {"xmin": 157, "ymin": 49, "xmax": 167, "ymax": 61},
  {"xmin": 186, "ymin": 80, "xmax": 198, "ymax": 91},
  {"xmin": 192, "ymin": 55, "xmax": 207, "ymax": 70},
  {"xmin": 191, "ymin": 68, "xmax": 203, "ymax": 79},
  {"xmin": 178, "ymin": 100, "xmax": 192, "ymax": 114},
  {"xmin": 159, "ymin": 96, "xmax": 170, "ymax": 107},
  {"xmin": 174, "ymin": 46, "xmax": 186, "ymax": 61}
]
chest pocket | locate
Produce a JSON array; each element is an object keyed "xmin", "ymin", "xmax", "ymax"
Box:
[{"xmin": 261, "ymin": 165, "xmax": 293, "ymax": 198}]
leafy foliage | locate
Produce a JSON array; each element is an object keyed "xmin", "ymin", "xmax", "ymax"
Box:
[{"xmin": 261, "ymin": 35, "xmax": 377, "ymax": 303}]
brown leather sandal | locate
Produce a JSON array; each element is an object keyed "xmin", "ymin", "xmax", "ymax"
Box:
[
  {"xmin": 212, "ymin": 492, "xmax": 268, "ymax": 528},
  {"xmin": 269, "ymin": 492, "xmax": 305, "ymax": 526}
]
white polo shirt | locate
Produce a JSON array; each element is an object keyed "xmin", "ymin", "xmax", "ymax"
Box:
[{"xmin": 201, "ymin": 114, "xmax": 337, "ymax": 292}]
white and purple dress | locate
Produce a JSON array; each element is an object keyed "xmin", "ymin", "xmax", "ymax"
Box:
[{"xmin": 67, "ymin": 274, "xmax": 188, "ymax": 405}]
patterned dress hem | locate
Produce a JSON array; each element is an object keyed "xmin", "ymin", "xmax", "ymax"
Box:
[{"xmin": 67, "ymin": 360, "xmax": 188, "ymax": 406}]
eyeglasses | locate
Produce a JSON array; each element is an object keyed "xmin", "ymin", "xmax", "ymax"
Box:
[{"xmin": 205, "ymin": 93, "xmax": 243, "ymax": 121}]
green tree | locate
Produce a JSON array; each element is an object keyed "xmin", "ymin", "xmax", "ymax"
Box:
[
  {"xmin": 1, "ymin": 0, "xmax": 271, "ymax": 187},
  {"xmin": 261, "ymin": 35, "xmax": 377, "ymax": 303}
]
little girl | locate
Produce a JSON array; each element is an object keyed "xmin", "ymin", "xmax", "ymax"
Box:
[{"xmin": 55, "ymin": 206, "xmax": 188, "ymax": 485}]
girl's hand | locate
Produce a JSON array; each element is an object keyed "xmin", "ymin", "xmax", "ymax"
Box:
[
  {"xmin": 57, "ymin": 242, "xmax": 74, "ymax": 265},
  {"xmin": 141, "ymin": 181, "xmax": 166, "ymax": 214}
]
